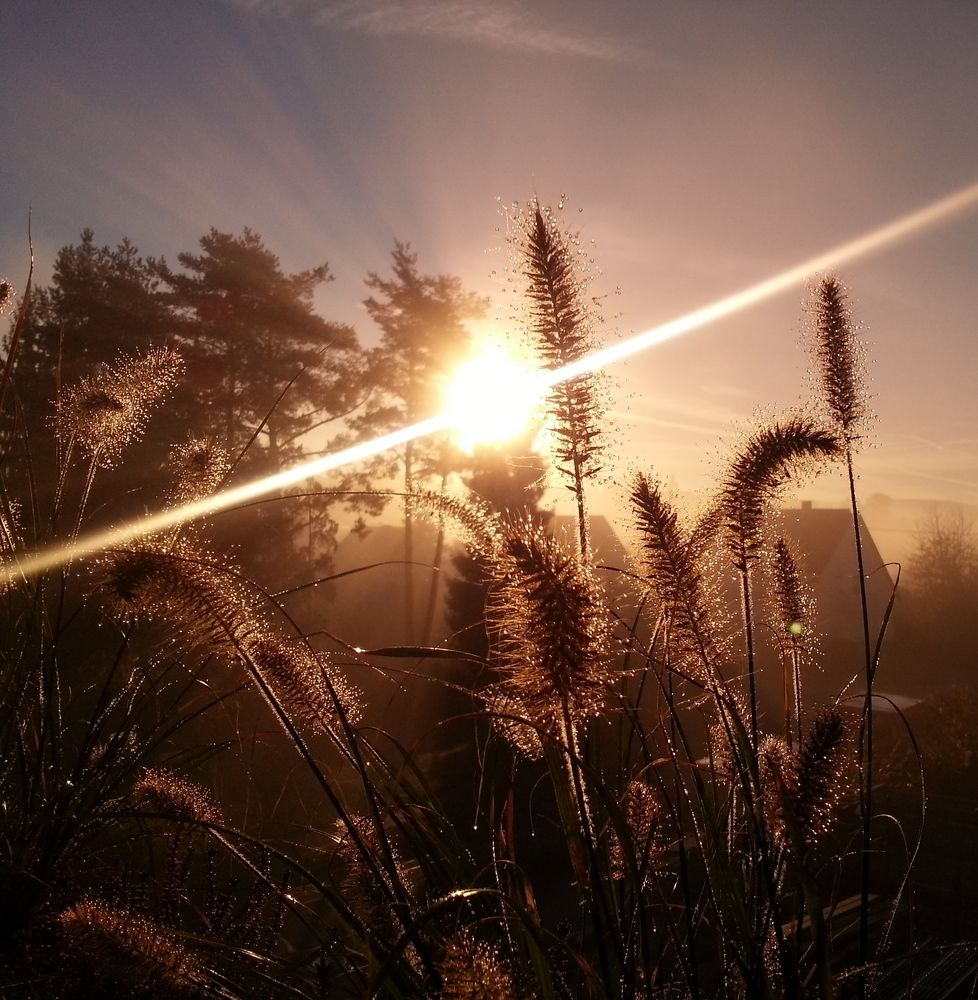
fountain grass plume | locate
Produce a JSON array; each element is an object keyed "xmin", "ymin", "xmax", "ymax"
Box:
[
  {"xmin": 812, "ymin": 276, "xmax": 867, "ymax": 443},
  {"xmin": 55, "ymin": 347, "xmax": 183, "ymax": 467},
  {"xmin": 165, "ymin": 436, "xmax": 231, "ymax": 506},
  {"xmin": 630, "ymin": 472, "xmax": 725, "ymax": 686},
  {"xmin": 490, "ymin": 516, "xmax": 615, "ymax": 731},
  {"xmin": 791, "ymin": 707, "xmax": 849, "ymax": 850},
  {"xmin": 242, "ymin": 632, "xmax": 363, "ymax": 729},
  {"xmin": 58, "ymin": 899, "xmax": 203, "ymax": 998},
  {"xmin": 719, "ymin": 417, "xmax": 841, "ymax": 573},
  {"xmin": 133, "ymin": 768, "xmax": 223, "ymax": 828},
  {"xmin": 608, "ymin": 779, "xmax": 663, "ymax": 887},
  {"xmin": 771, "ymin": 536, "xmax": 812, "ymax": 745},
  {"xmin": 99, "ymin": 536, "xmax": 259, "ymax": 652},
  {"xmin": 515, "ymin": 201, "xmax": 604, "ymax": 559},
  {"xmin": 438, "ymin": 930, "xmax": 517, "ymax": 1000},
  {"xmin": 719, "ymin": 417, "xmax": 841, "ymax": 745}
]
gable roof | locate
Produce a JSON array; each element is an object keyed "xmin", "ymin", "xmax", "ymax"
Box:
[{"xmin": 777, "ymin": 503, "xmax": 887, "ymax": 580}]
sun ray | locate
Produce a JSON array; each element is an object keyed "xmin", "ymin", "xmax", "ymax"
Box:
[{"xmin": 6, "ymin": 178, "xmax": 978, "ymax": 583}]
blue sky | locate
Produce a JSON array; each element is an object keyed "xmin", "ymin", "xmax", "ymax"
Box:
[{"xmin": 4, "ymin": 0, "xmax": 978, "ymax": 534}]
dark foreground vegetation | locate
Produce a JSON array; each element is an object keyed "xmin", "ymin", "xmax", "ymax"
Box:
[{"xmin": 1, "ymin": 204, "xmax": 975, "ymax": 998}]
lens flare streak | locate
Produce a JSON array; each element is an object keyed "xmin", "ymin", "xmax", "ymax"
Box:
[{"xmin": 6, "ymin": 179, "xmax": 978, "ymax": 582}]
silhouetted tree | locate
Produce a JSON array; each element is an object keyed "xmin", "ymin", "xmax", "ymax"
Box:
[
  {"xmin": 3, "ymin": 230, "xmax": 177, "ymax": 490},
  {"xmin": 901, "ymin": 511, "xmax": 978, "ymax": 687},
  {"xmin": 4, "ymin": 228, "xmax": 379, "ymax": 585},
  {"xmin": 161, "ymin": 228, "xmax": 362, "ymax": 464},
  {"xmin": 354, "ymin": 242, "xmax": 487, "ymax": 640},
  {"xmin": 159, "ymin": 228, "xmax": 382, "ymax": 585}
]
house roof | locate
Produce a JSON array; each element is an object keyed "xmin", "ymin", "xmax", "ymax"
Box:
[{"xmin": 777, "ymin": 504, "xmax": 886, "ymax": 580}]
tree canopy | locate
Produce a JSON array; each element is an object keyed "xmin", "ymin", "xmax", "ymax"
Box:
[
  {"xmin": 3, "ymin": 228, "xmax": 378, "ymax": 585},
  {"xmin": 161, "ymin": 228, "xmax": 362, "ymax": 468}
]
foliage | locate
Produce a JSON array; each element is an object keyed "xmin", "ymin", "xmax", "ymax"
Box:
[
  {"xmin": 353, "ymin": 241, "xmax": 487, "ymax": 640},
  {"xmin": 2, "ymin": 227, "xmax": 385, "ymax": 588},
  {"xmin": 905, "ymin": 510, "xmax": 978, "ymax": 629},
  {"xmin": 358, "ymin": 241, "xmax": 487, "ymax": 458},
  {"xmin": 445, "ymin": 432, "xmax": 548, "ymax": 656},
  {"xmin": 1, "ymin": 212, "xmax": 968, "ymax": 1000},
  {"xmin": 161, "ymin": 228, "xmax": 361, "ymax": 463}
]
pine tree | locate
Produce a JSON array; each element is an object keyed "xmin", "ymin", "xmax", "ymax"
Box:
[
  {"xmin": 159, "ymin": 228, "xmax": 376, "ymax": 585},
  {"xmin": 354, "ymin": 242, "xmax": 487, "ymax": 641},
  {"xmin": 162, "ymin": 228, "xmax": 361, "ymax": 466},
  {"xmin": 2, "ymin": 230, "xmax": 178, "ymax": 499}
]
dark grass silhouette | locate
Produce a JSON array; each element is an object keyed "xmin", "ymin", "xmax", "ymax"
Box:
[{"xmin": 0, "ymin": 210, "xmax": 971, "ymax": 998}]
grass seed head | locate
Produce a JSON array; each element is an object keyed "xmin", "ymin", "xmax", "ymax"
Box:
[
  {"xmin": 609, "ymin": 779, "xmax": 664, "ymax": 885},
  {"xmin": 489, "ymin": 517, "xmax": 615, "ymax": 731},
  {"xmin": 720, "ymin": 417, "xmax": 841, "ymax": 571},
  {"xmin": 55, "ymin": 346, "xmax": 183, "ymax": 466},
  {"xmin": 790, "ymin": 707, "xmax": 850, "ymax": 847},
  {"xmin": 630, "ymin": 473, "xmax": 723, "ymax": 683},
  {"xmin": 810, "ymin": 275, "xmax": 868, "ymax": 441},
  {"xmin": 438, "ymin": 930, "xmax": 516, "ymax": 1000},
  {"xmin": 98, "ymin": 537, "xmax": 257, "ymax": 652},
  {"xmin": 484, "ymin": 687, "xmax": 544, "ymax": 760},
  {"xmin": 132, "ymin": 768, "xmax": 222, "ymax": 828},
  {"xmin": 758, "ymin": 735, "xmax": 800, "ymax": 842},
  {"xmin": 511, "ymin": 200, "xmax": 605, "ymax": 491},
  {"xmin": 166, "ymin": 435, "xmax": 230, "ymax": 505},
  {"xmin": 58, "ymin": 900, "xmax": 202, "ymax": 997},
  {"xmin": 770, "ymin": 536, "xmax": 814, "ymax": 643},
  {"xmin": 242, "ymin": 632, "xmax": 362, "ymax": 728}
]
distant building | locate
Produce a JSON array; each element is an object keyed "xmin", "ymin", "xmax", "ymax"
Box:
[
  {"xmin": 780, "ymin": 500, "xmax": 893, "ymax": 642},
  {"xmin": 756, "ymin": 500, "xmax": 895, "ymax": 711}
]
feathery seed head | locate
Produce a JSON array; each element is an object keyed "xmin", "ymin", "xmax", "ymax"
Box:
[
  {"xmin": 810, "ymin": 276, "xmax": 868, "ymax": 440},
  {"xmin": 771, "ymin": 537, "xmax": 813, "ymax": 641},
  {"xmin": 609, "ymin": 779, "xmax": 664, "ymax": 885},
  {"xmin": 55, "ymin": 346, "xmax": 183, "ymax": 466},
  {"xmin": 489, "ymin": 517, "xmax": 616, "ymax": 730},
  {"xmin": 484, "ymin": 687, "xmax": 544, "ymax": 760},
  {"xmin": 790, "ymin": 707, "xmax": 850, "ymax": 847},
  {"xmin": 166, "ymin": 436, "xmax": 230, "ymax": 505},
  {"xmin": 438, "ymin": 930, "xmax": 516, "ymax": 1000},
  {"xmin": 630, "ymin": 474, "xmax": 723, "ymax": 682},
  {"xmin": 411, "ymin": 488, "xmax": 501, "ymax": 560},
  {"xmin": 758, "ymin": 735, "xmax": 800, "ymax": 842},
  {"xmin": 509, "ymin": 199, "xmax": 605, "ymax": 491},
  {"xmin": 719, "ymin": 417, "xmax": 841, "ymax": 570},
  {"xmin": 132, "ymin": 768, "xmax": 222, "ymax": 828},
  {"xmin": 242, "ymin": 632, "xmax": 362, "ymax": 728},
  {"xmin": 98, "ymin": 537, "xmax": 256, "ymax": 652},
  {"xmin": 58, "ymin": 900, "xmax": 202, "ymax": 997},
  {"xmin": 333, "ymin": 816, "xmax": 415, "ymax": 945}
]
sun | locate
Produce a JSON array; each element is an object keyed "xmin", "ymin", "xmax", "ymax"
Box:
[{"xmin": 444, "ymin": 346, "xmax": 543, "ymax": 453}]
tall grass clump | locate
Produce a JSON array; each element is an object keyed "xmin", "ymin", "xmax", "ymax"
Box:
[
  {"xmin": 0, "ymin": 204, "xmax": 957, "ymax": 999},
  {"xmin": 809, "ymin": 275, "xmax": 877, "ymax": 980}
]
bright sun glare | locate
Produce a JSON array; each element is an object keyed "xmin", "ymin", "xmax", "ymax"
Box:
[
  {"xmin": 444, "ymin": 347, "xmax": 543, "ymax": 453},
  {"xmin": 6, "ymin": 178, "xmax": 978, "ymax": 583}
]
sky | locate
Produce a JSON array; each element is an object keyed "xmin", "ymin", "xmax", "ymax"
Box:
[{"xmin": 4, "ymin": 0, "xmax": 978, "ymax": 559}]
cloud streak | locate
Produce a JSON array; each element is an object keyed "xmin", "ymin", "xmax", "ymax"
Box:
[{"xmin": 220, "ymin": 0, "xmax": 629, "ymax": 61}]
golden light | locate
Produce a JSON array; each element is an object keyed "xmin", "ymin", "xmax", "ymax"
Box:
[
  {"xmin": 444, "ymin": 346, "xmax": 544, "ymax": 452},
  {"xmin": 5, "ymin": 177, "xmax": 978, "ymax": 584}
]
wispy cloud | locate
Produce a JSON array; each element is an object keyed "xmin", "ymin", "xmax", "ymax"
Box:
[{"xmin": 220, "ymin": 0, "xmax": 629, "ymax": 61}]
